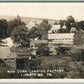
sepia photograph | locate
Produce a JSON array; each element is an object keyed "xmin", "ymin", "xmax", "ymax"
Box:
[{"xmin": 0, "ymin": 2, "xmax": 84, "ymax": 79}]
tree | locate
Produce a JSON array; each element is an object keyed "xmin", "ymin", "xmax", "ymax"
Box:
[
  {"xmin": 28, "ymin": 25, "xmax": 42, "ymax": 40},
  {"xmin": 29, "ymin": 19, "xmax": 51, "ymax": 40},
  {"xmin": 40, "ymin": 19, "xmax": 51, "ymax": 33},
  {"xmin": 65, "ymin": 21, "xmax": 71, "ymax": 33},
  {"xmin": 67, "ymin": 16, "xmax": 75, "ymax": 23},
  {"xmin": 57, "ymin": 27, "xmax": 70, "ymax": 33},
  {"xmin": 0, "ymin": 19, "xmax": 8, "ymax": 38},
  {"xmin": 11, "ymin": 25, "xmax": 29, "ymax": 46},
  {"xmin": 8, "ymin": 15, "xmax": 25, "ymax": 35},
  {"xmin": 59, "ymin": 20, "xmax": 64, "ymax": 28},
  {"xmin": 56, "ymin": 47, "xmax": 71, "ymax": 55},
  {"xmin": 36, "ymin": 44, "xmax": 51, "ymax": 56},
  {"xmin": 77, "ymin": 21, "xmax": 84, "ymax": 30},
  {"xmin": 71, "ymin": 22, "xmax": 78, "ymax": 30}
]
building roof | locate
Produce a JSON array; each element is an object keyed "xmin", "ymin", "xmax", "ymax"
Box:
[
  {"xmin": 48, "ymin": 33, "xmax": 74, "ymax": 39},
  {"xmin": 1, "ymin": 37, "xmax": 14, "ymax": 47},
  {"xmin": 0, "ymin": 46, "xmax": 16, "ymax": 59},
  {"xmin": 62, "ymin": 24, "xmax": 66, "ymax": 29},
  {"xmin": 70, "ymin": 27, "xmax": 77, "ymax": 32},
  {"xmin": 48, "ymin": 25, "xmax": 60, "ymax": 33},
  {"xmin": 51, "ymin": 25, "xmax": 60, "ymax": 30},
  {"xmin": 26, "ymin": 21, "xmax": 35, "ymax": 30},
  {"xmin": 30, "ymin": 40, "xmax": 48, "ymax": 44}
]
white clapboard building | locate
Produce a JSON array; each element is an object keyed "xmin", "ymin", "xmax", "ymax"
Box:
[
  {"xmin": 48, "ymin": 25, "xmax": 60, "ymax": 34},
  {"xmin": 48, "ymin": 33, "xmax": 74, "ymax": 45}
]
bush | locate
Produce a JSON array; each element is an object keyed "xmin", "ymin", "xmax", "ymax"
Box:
[
  {"xmin": 69, "ymin": 47, "xmax": 84, "ymax": 61},
  {"xmin": 28, "ymin": 59, "xmax": 41, "ymax": 70},
  {"xmin": 36, "ymin": 44, "xmax": 51, "ymax": 56}
]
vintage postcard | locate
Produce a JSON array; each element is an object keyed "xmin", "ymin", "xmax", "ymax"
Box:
[{"xmin": 0, "ymin": 2, "xmax": 84, "ymax": 81}]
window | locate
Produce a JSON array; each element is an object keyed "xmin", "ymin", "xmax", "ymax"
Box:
[{"xmin": 31, "ymin": 45, "xmax": 33, "ymax": 48}]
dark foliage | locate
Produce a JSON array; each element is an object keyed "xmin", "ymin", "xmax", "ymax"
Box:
[
  {"xmin": 29, "ymin": 19, "xmax": 51, "ymax": 40},
  {"xmin": 7, "ymin": 16, "xmax": 25, "ymax": 36},
  {"xmin": 11, "ymin": 25, "xmax": 29, "ymax": 46},
  {"xmin": 36, "ymin": 44, "xmax": 51, "ymax": 56},
  {"xmin": 0, "ymin": 19, "xmax": 8, "ymax": 38}
]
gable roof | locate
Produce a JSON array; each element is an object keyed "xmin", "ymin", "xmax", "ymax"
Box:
[{"xmin": 0, "ymin": 46, "xmax": 16, "ymax": 59}]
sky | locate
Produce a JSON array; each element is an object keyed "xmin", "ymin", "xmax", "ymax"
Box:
[{"xmin": 0, "ymin": 3, "xmax": 84, "ymax": 21}]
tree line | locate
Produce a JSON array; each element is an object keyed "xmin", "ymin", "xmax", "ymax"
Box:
[
  {"xmin": 1, "ymin": 15, "xmax": 84, "ymax": 46},
  {"xmin": 0, "ymin": 15, "xmax": 51, "ymax": 46},
  {"xmin": 57, "ymin": 16, "xmax": 84, "ymax": 33}
]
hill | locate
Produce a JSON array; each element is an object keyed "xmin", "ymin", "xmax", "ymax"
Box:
[{"xmin": 0, "ymin": 15, "xmax": 59, "ymax": 25}]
